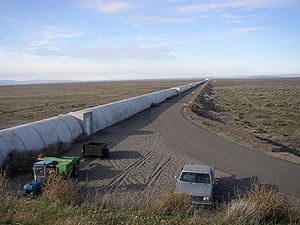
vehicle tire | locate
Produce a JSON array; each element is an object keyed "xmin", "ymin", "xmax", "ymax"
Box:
[
  {"xmin": 33, "ymin": 187, "xmax": 41, "ymax": 196},
  {"xmin": 211, "ymin": 201, "xmax": 217, "ymax": 210},
  {"xmin": 24, "ymin": 190, "xmax": 31, "ymax": 196},
  {"xmin": 71, "ymin": 166, "xmax": 78, "ymax": 178}
]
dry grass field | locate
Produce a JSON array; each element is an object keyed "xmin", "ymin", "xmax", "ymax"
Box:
[
  {"xmin": 1, "ymin": 176, "xmax": 298, "ymax": 224},
  {"xmin": 0, "ymin": 80, "xmax": 196, "ymax": 130},
  {"xmin": 189, "ymin": 78, "xmax": 300, "ymax": 162}
]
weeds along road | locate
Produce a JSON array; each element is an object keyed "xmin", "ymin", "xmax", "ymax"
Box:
[{"xmin": 149, "ymin": 86, "xmax": 300, "ymax": 198}]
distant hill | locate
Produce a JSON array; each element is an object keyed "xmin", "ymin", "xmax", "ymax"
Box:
[
  {"xmin": 206, "ymin": 74, "xmax": 300, "ymax": 79},
  {"xmin": 0, "ymin": 74, "xmax": 299, "ymax": 85},
  {"xmin": 0, "ymin": 79, "xmax": 78, "ymax": 86},
  {"xmin": 243, "ymin": 74, "xmax": 300, "ymax": 79},
  {"xmin": 243, "ymin": 75, "xmax": 281, "ymax": 79}
]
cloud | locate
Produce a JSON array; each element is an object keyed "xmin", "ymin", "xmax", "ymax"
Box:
[
  {"xmin": 31, "ymin": 26, "xmax": 83, "ymax": 46},
  {"xmin": 220, "ymin": 13, "xmax": 242, "ymax": 19},
  {"xmin": 220, "ymin": 13, "xmax": 265, "ymax": 19},
  {"xmin": 32, "ymin": 46, "xmax": 175, "ymax": 60},
  {"xmin": 175, "ymin": 1, "xmax": 266, "ymax": 13},
  {"xmin": 80, "ymin": 0, "xmax": 136, "ymax": 13},
  {"xmin": 190, "ymin": 26, "xmax": 274, "ymax": 42},
  {"xmin": 231, "ymin": 27, "xmax": 273, "ymax": 32},
  {"xmin": 165, "ymin": 0, "xmax": 185, "ymax": 2},
  {"xmin": 131, "ymin": 16, "xmax": 196, "ymax": 23},
  {"xmin": 175, "ymin": 0, "xmax": 298, "ymax": 13},
  {"xmin": 224, "ymin": 20, "xmax": 245, "ymax": 24},
  {"xmin": 135, "ymin": 36, "xmax": 165, "ymax": 41},
  {"xmin": 199, "ymin": 14, "xmax": 212, "ymax": 19},
  {"xmin": 0, "ymin": 47, "xmax": 36, "ymax": 61},
  {"xmin": 277, "ymin": 38, "xmax": 300, "ymax": 45}
]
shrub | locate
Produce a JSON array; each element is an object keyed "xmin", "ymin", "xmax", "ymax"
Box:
[
  {"xmin": 247, "ymin": 184, "xmax": 298, "ymax": 222},
  {"xmin": 155, "ymin": 191, "xmax": 192, "ymax": 214},
  {"xmin": 42, "ymin": 174, "xmax": 81, "ymax": 205},
  {"xmin": 224, "ymin": 184, "xmax": 299, "ymax": 224},
  {"xmin": 224, "ymin": 198, "xmax": 259, "ymax": 224}
]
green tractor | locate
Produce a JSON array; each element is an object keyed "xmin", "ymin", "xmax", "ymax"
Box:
[{"xmin": 23, "ymin": 155, "xmax": 81, "ymax": 194}]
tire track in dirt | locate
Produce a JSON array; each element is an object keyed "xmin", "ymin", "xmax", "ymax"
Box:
[
  {"xmin": 147, "ymin": 156, "xmax": 172, "ymax": 187},
  {"xmin": 108, "ymin": 151, "xmax": 156, "ymax": 190},
  {"xmin": 107, "ymin": 132, "xmax": 163, "ymax": 192},
  {"xmin": 138, "ymin": 156, "xmax": 173, "ymax": 195}
]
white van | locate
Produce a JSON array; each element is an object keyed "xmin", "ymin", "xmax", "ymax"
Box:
[{"xmin": 175, "ymin": 164, "xmax": 215, "ymax": 206}]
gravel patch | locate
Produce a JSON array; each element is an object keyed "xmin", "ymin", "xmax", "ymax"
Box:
[{"xmin": 66, "ymin": 106, "xmax": 254, "ymax": 205}]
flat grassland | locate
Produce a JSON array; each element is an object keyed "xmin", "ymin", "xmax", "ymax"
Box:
[
  {"xmin": 189, "ymin": 78, "xmax": 300, "ymax": 162},
  {"xmin": 0, "ymin": 80, "xmax": 196, "ymax": 130}
]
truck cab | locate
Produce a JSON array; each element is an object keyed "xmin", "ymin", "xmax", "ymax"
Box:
[
  {"xmin": 175, "ymin": 164, "xmax": 215, "ymax": 206},
  {"xmin": 33, "ymin": 160, "xmax": 56, "ymax": 180},
  {"xmin": 23, "ymin": 160, "xmax": 55, "ymax": 193}
]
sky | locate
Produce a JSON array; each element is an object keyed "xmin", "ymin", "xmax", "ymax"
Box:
[{"xmin": 0, "ymin": 0, "xmax": 300, "ymax": 81}]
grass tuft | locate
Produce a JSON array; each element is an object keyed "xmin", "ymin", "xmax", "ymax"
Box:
[
  {"xmin": 155, "ymin": 191, "xmax": 192, "ymax": 214},
  {"xmin": 42, "ymin": 174, "xmax": 81, "ymax": 205},
  {"xmin": 0, "ymin": 170, "xmax": 8, "ymax": 196},
  {"xmin": 85, "ymin": 190, "xmax": 119, "ymax": 209},
  {"xmin": 224, "ymin": 198, "xmax": 259, "ymax": 224},
  {"xmin": 223, "ymin": 184, "xmax": 299, "ymax": 224}
]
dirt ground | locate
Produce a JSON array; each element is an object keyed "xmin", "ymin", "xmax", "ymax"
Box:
[
  {"xmin": 10, "ymin": 98, "xmax": 258, "ymax": 206},
  {"xmin": 184, "ymin": 78, "xmax": 300, "ymax": 165},
  {"xmin": 0, "ymin": 80, "xmax": 197, "ymax": 130}
]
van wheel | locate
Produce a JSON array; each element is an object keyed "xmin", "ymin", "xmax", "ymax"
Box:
[{"xmin": 211, "ymin": 201, "xmax": 217, "ymax": 210}]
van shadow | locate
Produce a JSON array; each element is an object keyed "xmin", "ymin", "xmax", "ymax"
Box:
[
  {"xmin": 214, "ymin": 175, "xmax": 257, "ymax": 203},
  {"xmin": 214, "ymin": 175, "xmax": 279, "ymax": 204}
]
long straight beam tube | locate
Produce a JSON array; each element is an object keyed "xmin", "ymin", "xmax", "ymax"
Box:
[{"xmin": 0, "ymin": 80, "xmax": 206, "ymax": 167}]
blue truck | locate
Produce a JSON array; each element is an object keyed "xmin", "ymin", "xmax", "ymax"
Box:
[{"xmin": 23, "ymin": 155, "xmax": 80, "ymax": 194}]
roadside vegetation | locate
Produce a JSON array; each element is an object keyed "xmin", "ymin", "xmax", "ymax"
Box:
[
  {"xmin": 0, "ymin": 170, "xmax": 8, "ymax": 197},
  {"xmin": 0, "ymin": 173, "xmax": 299, "ymax": 225},
  {"xmin": 223, "ymin": 184, "xmax": 299, "ymax": 224},
  {"xmin": 184, "ymin": 78, "xmax": 300, "ymax": 164},
  {"xmin": 42, "ymin": 174, "xmax": 81, "ymax": 205}
]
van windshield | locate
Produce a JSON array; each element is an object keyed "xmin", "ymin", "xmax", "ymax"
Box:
[{"xmin": 179, "ymin": 172, "xmax": 210, "ymax": 184}]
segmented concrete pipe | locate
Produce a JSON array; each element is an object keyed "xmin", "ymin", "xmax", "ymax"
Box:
[{"xmin": 0, "ymin": 81, "xmax": 206, "ymax": 167}]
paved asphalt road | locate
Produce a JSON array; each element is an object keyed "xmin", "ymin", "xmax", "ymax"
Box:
[{"xmin": 149, "ymin": 85, "xmax": 300, "ymax": 198}]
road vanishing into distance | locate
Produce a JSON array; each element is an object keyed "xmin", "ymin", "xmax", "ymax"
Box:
[{"xmin": 149, "ymin": 86, "xmax": 300, "ymax": 198}]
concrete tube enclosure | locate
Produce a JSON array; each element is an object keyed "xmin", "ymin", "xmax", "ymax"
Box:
[
  {"xmin": 69, "ymin": 88, "xmax": 179, "ymax": 135},
  {"xmin": 0, "ymin": 80, "xmax": 206, "ymax": 167},
  {"xmin": 0, "ymin": 115, "xmax": 83, "ymax": 167}
]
